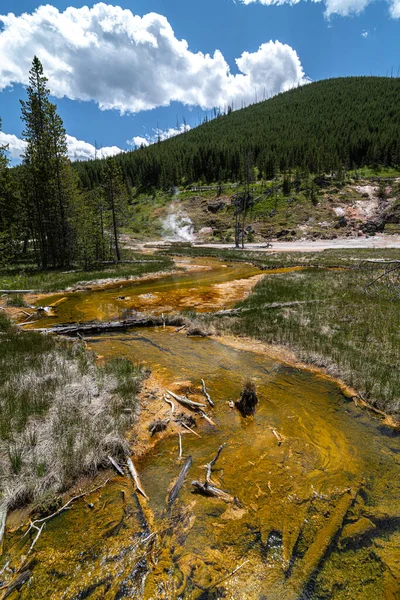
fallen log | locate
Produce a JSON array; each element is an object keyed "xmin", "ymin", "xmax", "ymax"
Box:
[
  {"xmin": 37, "ymin": 313, "xmax": 186, "ymax": 336},
  {"xmin": 168, "ymin": 456, "xmax": 193, "ymax": 505},
  {"xmin": 201, "ymin": 379, "xmax": 214, "ymax": 407},
  {"xmin": 127, "ymin": 458, "xmax": 149, "ymax": 500},
  {"xmin": 286, "ymin": 487, "xmax": 359, "ymax": 598},
  {"xmin": 2, "ymin": 570, "xmax": 31, "ymax": 599},
  {"xmin": 166, "ymin": 390, "xmax": 206, "ymax": 410},
  {"xmin": 0, "ymin": 290, "xmax": 37, "ymax": 294},
  {"xmin": 108, "ymin": 455, "xmax": 125, "ymax": 476}
]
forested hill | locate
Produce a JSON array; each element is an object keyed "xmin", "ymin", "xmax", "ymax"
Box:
[{"xmin": 75, "ymin": 77, "xmax": 400, "ymax": 190}]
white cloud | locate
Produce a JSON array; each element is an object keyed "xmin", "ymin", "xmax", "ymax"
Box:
[
  {"xmin": 240, "ymin": 0, "xmax": 399, "ymax": 16},
  {"xmin": 0, "ymin": 131, "xmax": 124, "ymax": 163},
  {"xmin": 361, "ymin": 29, "xmax": 369, "ymax": 36},
  {"xmin": 0, "ymin": 4, "xmax": 308, "ymax": 114},
  {"xmin": 66, "ymin": 135, "xmax": 123, "ymax": 161},
  {"xmin": 0, "ymin": 132, "xmax": 27, "ymax": 160},
  {"xmin": 127, "ymin": 124, "xmax": 192, "ymax": 149}
]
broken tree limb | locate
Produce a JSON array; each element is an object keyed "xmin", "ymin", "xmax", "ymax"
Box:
[
  {"xmin": 206, "ymin": 560, "xmax": 249, "ymax": 591},
  {"xmin": 178, "ymin": 432, "xmax": 183, "ymax": 459},
  {"xmin": 205, "ymin": 444, "xmax": 226, "ymax": 485},
  {"xmin": 168, "ymin": 456, "xmax": 193, "ymax": 505},
  {"xmin": 166, "ymin": 390, "xmax": 206, "ymax": 409},
  {"xmin": 108, "ymin": 455, "xmax": 125, "ymax": 476},
  {"xmin": 179, "ymin": 422, "xmax": 201, "ymax": 438},
  {"xmin": 201, "ymin": 379, "xmax": 214, "ymax": 407},
  {"xmin": 0, "ymin": 507, "xmax": 7, "ymax": 555},
  {"xmin": 269, "ymin": 427, "xmax": 284, "ymax": 445},
  {"xmin": 164, "ymin": 395, "xmax": 175, "ymax": 414},
  {"xmin": 23, "ymin": 478, "xmax": 110, "ymax": 538},
  {"xmin": 191, "ymin": 481, "xmax": 235, "ymax": 503},
  {"xmin": 175, "ymin": 325, "xmax": 186, "ymax": 333},
  {"xmin": 127, "ymin": 458, "xmax": 149, "ymax": 500},
  {"xmin": 199, "ymin": 410, "xmax": 216, "ymax": 426}
]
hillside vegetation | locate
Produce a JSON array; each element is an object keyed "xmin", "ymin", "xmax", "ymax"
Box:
[{"xmin": 75, "ymin": 77, "xmax": 400, "ymax": 190}]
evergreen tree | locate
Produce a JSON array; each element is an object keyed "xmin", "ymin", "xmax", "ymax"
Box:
[
  {"xmin": 20, "ymin": 56, "xmax": 78, "ymax": 268},
  {"xmin": 101, "ymin": 157, "xmax": 127, "ymax": 262}
]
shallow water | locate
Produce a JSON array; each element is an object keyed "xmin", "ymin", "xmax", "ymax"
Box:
[
  {"xmin": 32, "ymin": 257, "xmax": 264, "ymax": 327},
  {"xmin": 2, "ymin": 258, "xmax": 400, "ymax": 599}
]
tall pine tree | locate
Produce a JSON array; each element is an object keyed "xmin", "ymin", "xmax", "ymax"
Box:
[{"xmin": 20, "ymin": 56, "xmax": 78, "ymax": 268}]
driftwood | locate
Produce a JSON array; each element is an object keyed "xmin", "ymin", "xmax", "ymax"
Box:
[
  {"xmin": 2, "ymin": 570, "xmax": 31, "ymax": 599},
  {"xmin": 175, "ymin": 325, "xmax": 186, "ymax": 333},
  {"xmin": 38, "ymin": 313, "xmax": 186, "ymax": 337},
  {"xmin": 166, "ymin": 390, "xmax": 206, "ymax": 410},
  {"xmin": 269, "ymin": 427, "xmax": 284, "ymax": 445},
  {"xmin": 191, "ymin": 481, "xmax": 234, "ymax": 503},
  {"xmin": 178, "ymin": 432, "xmax": 183, "ymax": 459},
  {"xmin": 0, "ymin": 507, "xmax": 6, "ymax": 555},
  {"xmin": 192, "ymin": 444, "xmax": 234, "ymax": 502},
  {"xmin": 201, "ymin": 379, "xmax": 214, "ymax": 407},
  {"xmin": 164, "ymin": 396, "xmax": 175, "ymax": 414},
  {"xmin": 205, "ymin": 444, "xmax": 226, "ymax": 484},
  {"xmin": 24, "ymin": 479, "xmax": 110, "ymax": 537},
  {"xmin": 127, "ymin": 458, "xmax": 149, "ymax": 500},
  {"xmin": 199, "ymin": 410, "xmax": 216, "ymax": 426},
  {"xmin": 108, "ymin": 455, "xmax": 125, "ymax": 476},
  {"xmin": 179, "ymin": 422, "xmax": 201, "ymax": 438},
  {"xmin": 286, "ymin": 488, "xmax": 359, "ymax": 598},
  {"xmin": 168, "ymin": 456, "xmax": 193, "ymax": 505}
]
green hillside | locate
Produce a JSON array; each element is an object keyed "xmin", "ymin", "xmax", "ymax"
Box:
[{"xmin": 75, "ymin": 77, "xmax": 400, "ymax": 190}]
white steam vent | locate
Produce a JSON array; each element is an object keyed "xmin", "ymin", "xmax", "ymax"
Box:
[{"xmin": 162, "ymin": 203, "xmax": 195, "ymax": 242}]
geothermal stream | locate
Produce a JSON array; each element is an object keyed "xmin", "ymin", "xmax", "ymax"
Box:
[{"xmin": 1, "ymin": 258, "xmax": 400, "ymax": 599}]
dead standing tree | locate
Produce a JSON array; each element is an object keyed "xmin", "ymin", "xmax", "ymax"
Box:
[{"xmin": 358, "ymin": 259, "xmax": 400, "ymax": 296}]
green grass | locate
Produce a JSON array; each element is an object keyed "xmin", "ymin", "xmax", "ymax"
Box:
[
  {"xmin": 6, "ymin": 293, "xmax": 26, "ymax": 307},
  {"xmin": 225, "ymin": 265, "xmax": 400, "ymax": 416},
  {"xmin": 0, "ymin": 251, "xmax": 173, "ymax": 293}
]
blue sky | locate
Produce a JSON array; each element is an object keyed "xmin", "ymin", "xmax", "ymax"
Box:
[{"xmin": 0, "ymin": 0, "xmax": 399, "ymax": 162}]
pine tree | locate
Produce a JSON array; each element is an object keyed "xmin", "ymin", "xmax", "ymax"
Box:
[
  {"xmin": 20, "ymin": 56, "xmax": 78, "ymax": 268},
  {"xmin": 101, "ymin": 157, "xmax": 126, "ymax": 262}
]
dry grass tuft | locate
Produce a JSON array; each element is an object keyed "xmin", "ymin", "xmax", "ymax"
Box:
[{"xmin": 0, "ymin": 316, "xmax": 144, "ymax": 510}]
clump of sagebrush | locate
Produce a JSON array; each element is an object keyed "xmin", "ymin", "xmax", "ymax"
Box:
[{"xmin": 0, "ymin": 316, "xmax": 144, "ymax": 510}]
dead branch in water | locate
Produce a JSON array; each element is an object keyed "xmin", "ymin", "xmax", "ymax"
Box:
[
  {"xmin": 179, "ymin": 422, "xmax": 201, "ymax": 438},
  {"xmin": 1, "ymin": 570, "xmax": 32, "ymax": 599},
  {"xmin": 23, "ymin": 478, "xmax": 110, "ymax": 537},
  {"xmin": 168, "ymin": 456, "xmax": 193, "ymax": 506},
  {"xmin": 206, "ymin": 560, "xmax": 249, "ymax": 591},
  {"xmin": 201, "ymin": 379, "xmax": 214, "ymax": 407},
  {"xmin": 164, "ymin": 395, "xmax": 175, "ymax": 414},
  {"xmin": 192, "ymin": 444, "xmax": 234, "ymax": 502},
  {"xmin": 205, "ymin": 444, "xmax": 226, "ymax": 485},
  {"xmin": 191, "ymin": 481, "xmax": 234, "ymax": 503},
  {"xmin": 199, "ymin": 410, "xmax": 216, "ymax": 426},
  {"xmin": 108, "ymin": 455, "xmax": 125, "ymax": 476},
  {"xmin": 178, "ymin": 432, "xmax": 183, "ymax": 459},
  {"xmin": 269, "ymin": 427, "xmax": 284, "ymax": 445},
  {"xmin": 127, "ymin": 458, "xmax": 149, "ymax": 500},
  {"xmin": 166, "ymin": 390, "xmax": 206, "ymax": 410},
  {"xmin": 0, "ymin": 508, "xmax": 6, "ymax": 555}
]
